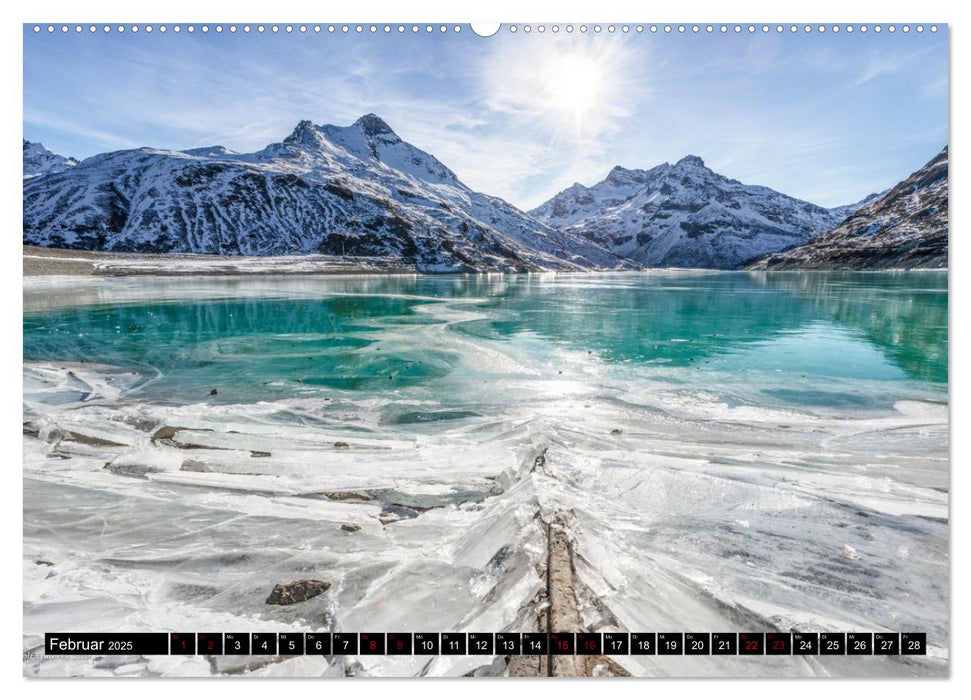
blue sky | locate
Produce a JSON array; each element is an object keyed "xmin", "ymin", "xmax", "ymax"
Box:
[{"xmin": 23, "ymin": 25, "xmax": 947, "ymax": 209}]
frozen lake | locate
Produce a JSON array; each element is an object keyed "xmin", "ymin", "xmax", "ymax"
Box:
[{"xmin": 23, "ymin": 271, "xmax": 948, "ymax": 677}]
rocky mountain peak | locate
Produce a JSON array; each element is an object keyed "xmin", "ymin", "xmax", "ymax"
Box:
[
  {"xmin": 23, "ymin": 140, "xmax": 79, "ymax": 178},
  {"xmin": 284, "ymin": 119, "xmax": 321, "ymax": 147},
  {"xmin": 674, "ymin": 154, "xmax": 706, "ymax": 169},
  {"xmin": 354, "ymin": 113, "xmax": 396, "ymax": 138},
  {"xmin": 605, "ymin": 165, "xmax": 632, "ymax": 183}
]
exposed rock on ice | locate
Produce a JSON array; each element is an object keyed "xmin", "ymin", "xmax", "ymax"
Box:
[{"xmin": 265, "ymin": 579, "xmax": 332, "ymax": 606}]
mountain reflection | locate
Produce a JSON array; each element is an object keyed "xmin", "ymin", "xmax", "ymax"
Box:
[
  {"xmin": 747, "ymin": 271, "xmax": 947, "ymax": 383},
  {"xmin": 451, "ymin": 272, "xmax": 947, "ymax": 384}
]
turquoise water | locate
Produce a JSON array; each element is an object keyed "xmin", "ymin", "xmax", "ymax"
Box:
[{"xmin": 23, "ymin": 271, "xmax": 947, "ymax": 409}]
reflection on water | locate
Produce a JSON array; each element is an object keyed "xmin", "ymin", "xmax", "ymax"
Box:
[
  {"xmin": 454, "ymin": 273, "xmax": 948, "ymax": 385},
  {"xmin": 23, "ymin": 271, "xmax": 947, "ymax": 404},
  {"xmin": 750, "ymin": 271, "xmax": 947, "ymax": 383}
]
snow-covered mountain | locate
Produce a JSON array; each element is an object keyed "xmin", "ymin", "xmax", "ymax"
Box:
[
  {"xmin": 23, "ymin": 115, "xmax": 631, "ymax": 272},
  {"xmin": 530, "ymin": 156, "xmax": 860, "ymax": 269},
  {"xmin": 23, "ymin": 140, "xmax": 78, "ymax": 179},
  {"xmin": 826, "ymin": 190, "xmax": 886, "ymax": 224},
  {"xmin": 748, "ymin": 147, "xmax": 948, "ymax": 270}
]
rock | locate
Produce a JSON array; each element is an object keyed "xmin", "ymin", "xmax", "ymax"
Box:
[
  {"xmin": 341, "ymin": 523, "xmax": 362, "ymax": 532},
  {"xmin": 210, "ymin": 388, "xmax": 218, "ymax": 395},
  {"xmin": 610, "ymin": 428, "xmax": 622, "ymax": 435},
  {"xmin": 151, "ymin": 425, "xmax": 188, "ymax": 443},
  {"xmin": 34, "ymin": 559, "xmax": 54, "ymax": 566},
  {"xmin": 324, "ymin": 491, "xmax": 369, "ymax": 501},
  {"xmin": 265, "ymin": 579, "xmax": 331, "ymax": 606},
  {"xmin": 250, "ymin": 450, "xmax": 271, "ymax": 458},
  {"xmin": 378, "ymin": 505, "xmax": 421, "ymax": 525},
  {"xmin": 334, "ymin": 441, "xmax": 349, "ymax": 448},
  {"xmin": 152, "ymin": 425, "xmax": 216, "ymax": 446},
  {"xmin": 103, "ymin": 459, "xmax": 158, "ymax": 478}
]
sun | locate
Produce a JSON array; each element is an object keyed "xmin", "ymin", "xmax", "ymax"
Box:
[
  {"xmin": 482, "ymin": 40, "xmax": 638, "ymax": 141},
  {"xmin": 547, "ymin": 54, "xmax": 605, "ymax": 121}
]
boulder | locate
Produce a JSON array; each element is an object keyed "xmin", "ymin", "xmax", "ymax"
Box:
[
  {"xmin": 151, "ymin": 425, "xmax": 189, "ymax": 443},
  {"xmin": 265, "ymin": 579, "xmax": 331, "ymax": 606}
]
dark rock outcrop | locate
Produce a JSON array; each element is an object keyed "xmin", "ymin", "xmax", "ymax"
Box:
[{"xmin": 265, "ymin": 579, "xmax": 331, "ymax": 605}]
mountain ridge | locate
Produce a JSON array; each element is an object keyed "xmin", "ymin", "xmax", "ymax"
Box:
[
  {"xmin": 746, "ymin": 147, "xmax": 948, "ymax": 270},
  {"xmin": 22, "ymin": 116, "xmax": 631, "ymax": 272},
  {"xmin": 23, "ymin": 140, "xmax": 78, "ymax": 179},
  {"xmin": 529, "ymin": 155, "xmax": 869, "ymax": 269},
  {"xmin": 23, "ymin": 125, "xmax": 945, "ymax": 272}
]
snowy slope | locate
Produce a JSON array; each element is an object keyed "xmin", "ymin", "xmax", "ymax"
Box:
[
  {"xmin": 748, "ymin": 148, "xmax": 948, "ymax": 270},
  {"xmin": 23, "ymin": 115, "xmax": 631, "ymax": 272},
  {"xmin": 530, "ymin": 156, "xmax": 860, "ymax": 269},
  {"xmin": 826, "ymin": 190, "xmax": 886, "ymax": 224},
  {"xmin": 23, "ymin": 140, "xmax": 78, "ymax": 179}
]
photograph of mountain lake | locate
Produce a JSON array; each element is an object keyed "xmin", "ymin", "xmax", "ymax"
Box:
[{"xmin": 22, "ymin": 22, "xmax": 948, "ymax": 678}]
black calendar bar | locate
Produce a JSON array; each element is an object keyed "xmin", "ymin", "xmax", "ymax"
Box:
[
  {"xmin": 42, "ymin": 631, "xmax": 926, "ymax": 656},
  {"xmin": 45, "ymin": 633, "xmax": 170, "ymax": 656}
]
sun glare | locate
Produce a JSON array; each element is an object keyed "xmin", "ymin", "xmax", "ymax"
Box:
[
  {"xmin": 483, "ymin": 40, "xmax": 638, "ymax": 141},
  {"xmin": 548, "ymin": 54, "xmax": 604, "ymax": 119}
]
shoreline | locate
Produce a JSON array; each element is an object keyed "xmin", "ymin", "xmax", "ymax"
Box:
[
  {"xmin": 23, "ymin": 245, "xmax": 948, "ymax": 278},
  {"xmin": 22, "ymin": 245, "xmax": 415, "ymax": 277}
]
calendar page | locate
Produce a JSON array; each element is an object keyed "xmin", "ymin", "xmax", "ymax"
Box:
[{"xmin": 22, "ymin": 21, "xmax": 948, "ymax": 678}]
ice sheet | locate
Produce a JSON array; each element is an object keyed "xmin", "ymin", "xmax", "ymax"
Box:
[{"xmin": 23, "ymin": 272, "xmax": 948, "ymax": 677}]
